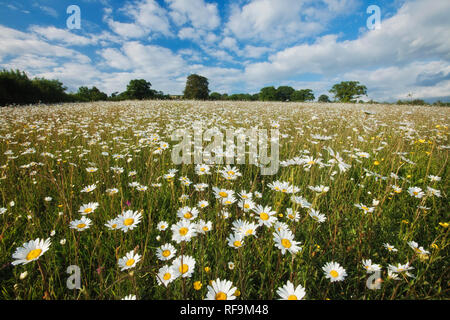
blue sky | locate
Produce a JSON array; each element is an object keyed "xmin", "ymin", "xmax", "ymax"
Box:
[{"xmin": 1, "ymin": 0, "xmax": 449, "ymax": 102}]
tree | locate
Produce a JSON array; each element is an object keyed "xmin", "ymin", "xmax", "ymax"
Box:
[
  {"xmin": 318, "ymin": 94, "xmax": 331, "ymax": 103},
  {"xmin": 290, "ymin": 89, "xmax": 315, "ymax": 102},
  {"xmin": 276, "ymin": 86, "xmax": 295, "ymax": 101},
  {"xmin": 125, "ymin": 79, "xmax": 154, "ymax": 100},
  {"xmin": 329, "ymin": 81, "xmax": 367, "ymax": 102},
  {"xmin": 74, "ymin": 86, "xmax": 107, "ymax": 102},
  {"xmin": 259, "ymin": 86, "xmax": 278, "ymax": 101},
  {"xmin": 209, "ymin": 92, "xmax": 222, "ymax": 100},
  {"xmin": 183, "ymin": 74, "xmax": 209, "ymax": 100}
]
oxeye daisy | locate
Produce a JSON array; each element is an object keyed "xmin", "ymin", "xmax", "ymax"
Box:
[
  {"xmin": 157, "ymin": 220, "xmax": 169, "ymax": 232},
  {"xmin": 383, "ymin": 243, "xmax": 398, "ymax": 252},
  {"xmin": 354, "ymin": 203, "xmax": 375, "ymax": 214},
  {"xmin": 221, "ymin": 194, "xmax": 237, "ymax": 206},
  {"xmin": 106, "ymin": 188, "xmax": 119, "ymax": 195},
  {"xmin": 408, "ymin": 241, "xmax": 430, "ymax": 256},
  {"xmin": 198, "ymin": 200, "xmax": 209, "ymax": 209},
  {"xmin": 70, "ymin": 216, "xmax": 92, "ymax": 231},
  {"xmin": 80, "ymin": 184, "xmax": 96, "ymax": 193},
  {"xmin": 273, "ymin": 229, "xmax": 302, "ymax": 255},
  {"xmin": 85, "ymin": 167, "xmax": 98, "ymax": 173},
  {"xmin": 322, "ymin": 261, "xmax": 347, "ymax": 282},
  {"xmin": 118, "ymin": 250, "xmax": 141, "ymax": 271},
  {"xmin": 156, "ymin": 243, "xmax": 177, "ymax": 261},
  {"xmin": 276, "ymin": 280, "xmax": 306, "ymax": 300},
  {"xmin": 172, "ymin": 255, "xmax": 196, "ymax": 278},
  {"xmin": 309, "ymin": 209, "xmax": 326, "ymax": 223},
  {"xmin": 388, "ymin": 263, "xmax": 415, "ymax": 278},
  {"xmin": 205, "ymin": 278, "xmax": 237, "ymax": 300},
  {"xmin": 285, "ymin": 208, "xmax": 299, "ymax": 222},
  {"xmin": 238, "ymin": 198, "xmax": 256, "ymax": 212},
  {"xmin": 156, "ymin": 265, "xmax": 176, "ymax": 287},
  {"xmin": 227, "ymin": 233, "xmax": 244, "ymax": 249},
  {"xmin": 212, "ymin": 187, "xmax": 234, "ymax": 200},
  {"xmin": 195, "ymin": 164, "xmax": 211, "ymax": 175},
  {"xmin": 78, "ymin": 202, "xmax": 99, "ymax": 215},
  {"xmin": 408, "ymin": 187, "xmax": 425, "ymax": 198},
  {"xmin": 171, "ymin": 219, "xmax": 197, "ymax": 243},
  {"xmin": 196, "ymin": 219, "xmax": 213, "ymax": 234},
  {"xmin": 117, "ymin": 210, "xmax": 142, "ymax": 233},
  {"xmin": 105, "ymin": 218, "xmax": 120, "ymax": 230},
  {"xmin": 253, "ymin": 205, "xmax": 277, "ymax": 227},
  {"xmin": 362, "ymin": 259, "xmax": 382, "ymax": 273},
  {"xmin": 177, "ymin": 206, "xmax": 199, "ymax": 221},
  {"xmin": 12, "ymin": 238, "xmax": 51, "ymax": 265}
]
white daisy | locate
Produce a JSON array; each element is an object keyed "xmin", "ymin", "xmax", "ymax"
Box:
[{"xmin": 12, "ymin": 238, "xmax": 51, "ymax": 265}]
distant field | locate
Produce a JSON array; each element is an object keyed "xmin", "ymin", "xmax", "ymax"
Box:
[{"xmin": 0, "ymin": 100, "xmax": 448, "ymax": 300}]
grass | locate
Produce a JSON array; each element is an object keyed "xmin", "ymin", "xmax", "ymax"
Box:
[{"xmin": 0, "ymin": 100, "xmax": 448, "ymax": 300}]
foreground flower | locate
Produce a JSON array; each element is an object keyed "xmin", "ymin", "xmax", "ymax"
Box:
[
  {"xmin": 227, "ymin": 233, "xmax": 244, "ymax": 249},
  {"xmin": 172, "ymin": 255, "xmax": 196, "ymax": 278},
  {"xmin": 177, "ymin": 206, "xmax": 199, "ymax": 221},
  {"xmin": 388, "ymin": 263, "xmax": 415, "ymax": 278},
  {"xmin": 156, "ymin": 265, "xmax": 176, "ymax": 287},
  {"xmin": 276, "ymin": 280, "xmax": 306, "ymax": 300},
  {"xmin": 309, "ymin": 209, "xmax": 326, "ymax": 223},
  {"xmin": 70, "ymin": 216, "xmax": 92, "ymax": 231},
  {"xmin": 205, "ymin": 278, "xmax": 237, "ymax": 300},
  {"xmin": 117, "ymin": 210, "xmax": 142, "ymax": 233},
  {"xmin": 322, "ymin": 261, "xmax": 347, "ymax": 282},
  {"xmin": 408, "ymin": 187, "xmax": 425, "ymax": 198},
  {"xmin": 156, "ymin": 243, "xmax": 177, "ymax": 261},
  {"xmin": 362, "ymin": 259, "xmax": 382, "ymax": 273},
  {"xmin": 253, "ymin": 205, "xmax": 277, "ymax": 227},
  {"xmin": 118, "ymin": 250, "xmax": 141, "ymax": 271},
  {"xmin": 78, "ymin": 202, "xmax": 99, "ymax": 215},
  {"xmin": 171, "ymin": 219, "xmax": 197, "ymax": 243},
  {"xmin": 12, "ymin": 238, "xmax": 51, "ymax": 265}
]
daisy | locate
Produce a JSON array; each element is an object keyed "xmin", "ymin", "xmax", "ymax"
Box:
[
  {"xmin": 354, "ymin": 203, "xmax": 375, "ymax": 214},
  {"xmin": 157, "ymin": 221, "xmax": 169, "ymax": 232},
  {"xmin": 104, "ymin": 218, "xmax": 120, "ymax": 230},
  {"xmin": 408, "ymin": 187, "xmax": 425, "ymax": 198},
  {"xmin": 219, "ymin": 165, "xmax": 242, "ymax": 180},
  {"xmin": 177, "ymin": 206, "xmax": 199, "ymax": 221},
  {"xmin": 212, "ymin": 187, "xmax": 234, "ymax": 200},
  {"xmin": 172, "ymin": 255, "xmax": 196, "ymax": 278},
  {"xmin": 227, "ymin": 233, "xmax": 244, "ymax": 249},
  {"xmin": 308, "ymin": 185, "xmax": 329, "ymax": 193},
  {"xmin": 118, "ymin": 250, "xmax": 141, "ymax": 271},
  {"xmin": 238, "ymin": 198, "xmax": 256, "ymax": 212},
  {"xmin": 391, "ymin": 185, "xmax": 402, "ymax": 194},
  {"xmin": 85, "ymin": 167, "xmax": 98, "ymax": 173},
  {"xmin": 78, "ymin": 202, "xmax": 99, "ymax": 215},
  {"xmin": 198, "ymin": 200, "xmax": 209, "ymax": 209},
  {"xmin": 383, "ymin": 243, "xmax": 398, "ymax": 252},
  {"xmin": 253, "ymin": 205, "xmax": 277, "ymax": 227},
  {"xmin": 388, "ymin": 263, "xmax": 415, "ymax": 278},
  {"xmin": 156, "ymin": 243, "xmax": 177, "ymax": 261},
  {"xmin": 194, "ymin": 183, "xmax": 209, "ymax": 192},
  {"xmin": 156, "ymin": 265, "xmax": 176, "ymax": 287},
  {"xmin": 195, "ymin": 164, "xmax": 211, "ymax": 175},
  {"xmin": 122, "ymin": 295, "xmax": 136, "ymax": 300},
  {"xmin": 205, "ymin": 278, "xmax": 237, "ymax": 300},
  {"xmin": 117, "ymin": 210, "xmax": 142, "ymax": 233},
  {"xmin": 12, "ymin": 238, "xmax": 51, "ymax": 265},
  {"xmin": 276, "ymin": 281, "xmax": 306, "ymax": 300},
  {"xmin": 273, "ymin": 229, "xmax": 302, "ymax": 255},
  {"xmin": 291, "ymin": 195, "xmax": 312, "ymax": 209},
  {"xmin": 309, "ymin": 209, "xmax": 326, "ymax": 223},
  {"xmin": 238, "ymin": 190, "xmax": 253, "ymax": 200},
  {"xmin": 80, "ymin": 184, "xmax": 96, "ymax": 193},
  {"xmin": 106, "ymin": 188, "xmax": 119, "ymax": 195},
  {"xmin": 221, "ymin": 194, "xmax": 237, "ymax": 206},
  {"xmin": 428, "ymin": 175, "xmax": 441, "ymax": 182},
  {"xmin": 171, "ymin": 220, "xmax": 197, "ymax": 243},
  {"xmin": 408, "ymin": 241, "xmax": 430, "ymax": 256},
  {"xmin": 426, "ymin": 186, "xmax": 441, "ymax": 197},
  {"xmin": 285, "ymin": 208, "xmax": 300, "ymax": 222},
  {"xmin": 322, "ymin": 261, "xmax": 347, "ymax": 282},
  {"xmin": 0, "ymin": 207, "xmax": 6, "ymax": 215},
  {"xmin": 70, "ymin": 216, "xmax": 92, "ymax": 231},
  {"xmin": 196, "ymin": 219, "xmax": 213, "ymax": 234},
  {"xmin": 362, "ymin": 259, "xmax": 382, "ymax": 273}
]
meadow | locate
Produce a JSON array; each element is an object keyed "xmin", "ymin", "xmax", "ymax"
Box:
[{"xmin": 0, "ymin": 100, "xmax": 448, "ymax": 300}]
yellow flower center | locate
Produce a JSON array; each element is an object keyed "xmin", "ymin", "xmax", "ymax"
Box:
[
  {"xmin": 288, "ymin": 295, "xmax": 298, "ymax": 300},
  {"xmin": 202, "ymin": 226, "xmax": 209, "ymax": 232},
  {"xmin": 245, "ymin": 229, "xmax": 253, "ymax": 235},
  {"xmin": 244, "ymin": 203, "xmax": 250, "ymax": 209},
  {"xmin": 77, "ymin": 223, "xmax": 86, "ymax": 229},
  {"xmin": 84, "ymin": 208, "xmax": 93, "ymax": 214},
  {"xmin": 288, "ymin": 214, "xmax": 294, "ymax": 219},
  {"xmin": 184, "ymin": 212, "xmax": 193, "ymax": 219},
  {"xmin": 227, "ymin": 170, "xmax": 235, "ymax": 175},
  {"xmin": 219, "ymin": 191, "xmax": 228, "ymax": 198},
  {"xmin": 162, "ymin": 250, "xmax": 171, "ymax": 257},
  {"xmin": 215, "ymin": 292, "xmax": 227, "ymax": 300},
  {"xmin": 200, "ymin": 167, "xmax": 205, "ymax": 172},
  {"xmin": 26, "ymin": 248, "xmax": 42, "ymax": 261},
  {"xmin": 179, "ymin": 264, "xmax": 189, "ymax": 274},
  {"xmin": 179, "ymin": 227, "xmax": 188, "ymax": 236},
  {"xmin": 123, "ymin": 218, "xmax": 134, "ymax": 226},
  {"xmin": 233, "ymin": 240, "xmax": 242, "ymax": 247},
  {"xmin": 308, "ymin": 160, "xmax": 315, "ymax": 165},
  {"xmin": 112, "ymin": 224, "xmax": 117, "ymax": 229},
  {"xmin": 413, "ymin": 191, "xmax": 418, "ymax": 196},
  {"xmin": 362, "ymin": 206, "xmax": 369, "ymax": 211},
  {"xmin": 163, "ymin": 273, "xmax": 171, "ymax": 281},
  {"xmin": 260, "ymin": 212, "xmax": 269, "ymax": 221},
  {"xmin": 330, "ymin": 270, "xmax": 339, "ymax": 278},
  {"xmin": 281, "ymin": 238, "xmax": 292, "ymax": 249},
  {"xmin": 125, "ymin": 258, "xmax": 135, "ymax": 267}
]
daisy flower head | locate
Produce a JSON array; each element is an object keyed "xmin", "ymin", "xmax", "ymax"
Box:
[
  {"xmin": 322, "ymin": 261, "xmax": 347, "ymax": 282},
  {"xmin": 105, "ymin": 217, "xmax": 120, "ymax": 230},
  {"xmin": 212, "ymin": 187, "xmax": 234, "ymax": 200},
  {"xmin": 205, "ymin": 278, "xmax": 237, "ymax": 300},
  {"xmin": 198, "ymin": 200, "xmax": 209, "ymax": 209},
  {"xmin": 118, "ymin": 250, "xmax": 141, "ymax": 271},
  {"xmin": 196, "ymin": 219, "xmax": 213, "ymax": 234},
  {"xmin": 78, "ymin": 202, "xmax": 99, "ymax": 215},
  {"xmin": 117, "ymin": 210, "xmax": 142, "ymax": 233},
  {"xmin": 195, "ymin": 164, "xmax": 211, "ymax": 175},
  {"xmin": 172, "ymin": 255, "xmax": 196, "ymax": 278},
  {"xmin": 238, "ymin": 198, "xmax": 256, "ymax": 212},
  {"xmin": 122, "ymin": 295, "xmax": 136, "ymax": 300},
  {"xmin": 157, "ymin": 220, "xmax": 169, "ymax": 232},
  {"xmin": 309, "ymin": 209, "xmax": 326, "ymax": 223},
  {"xmin": 388, "ymin": 263, "xmax": 415, "ymax": 278},
  {"xmin": 80, "ymin": 184, "xmax": 96, "ymax": 193},
  {"xmin": 285, "ymin": 208, "xmax": 299, "ymax": 222},
  {"xmin": 221, "ymin": 194, "xmax": 237, "ymax": 206},
  {"xmin": 362, "ymin": 259, "xmax": 382, "ymax": 273},
  {"xmin": 156, "ymin": 243, "xmax": 177, "ymax": 261},
  {"xmin": 383, "ymin": 243, "xmax": 398, "ymax": 252},
  {"xmin": 12, "ymin": 238, "xmax": 51, "ymax": 265},
  {"xmin": 308, "ymin": 185, "xmax": 329, "ymax": 194},
  {"xmin": 276, "ymin": 280, "xmax": 306, "ymax": 300},
  {"xmin": 171, "ymin": 219, "xmax": 197, "ymax": 243},
  {"xmin": 408, "ymin": 187, "xmax": 425, "ymax": 198},
  {"xmin": 426, "ymin": 186, "xmax": 441, "ymax": 197},
  {"xmin": 156, "ymin": 265, "xmax": 176, "ymax": 287},
  {"xmin": 354, "ymin": 203, "xmax": 375, "ymax": 214},
  {"xmin": 70, "ymin": 216, "xmax": 92, "ymax": 231},
  {"xmin": 227, "ymin": 233, "xmax": 244, "ymax": 249},
  {"xmin": 219, "ymin": 165, "xmax": 242, "ymax": 180},
  {"xmin": 194, "ymin": 183, "xmax": 209, "ymax": 192},
  {"xmin": 85, "ymin": 167, "xmax": 98, "ymax": 173},
  {"xmin": 253, "ymin": 205, "xmax": 277, "ymax": 227},
  {"xmin": 273, "ymin": 229, "xmax": 302, "ymax": 255},
  {"xmin": 177, "ymin": 206, "xmax": 199, "ymax": 221},
  {"xmin": 408, "ymin": 241, "xmax": 430, "ymax": 256}
]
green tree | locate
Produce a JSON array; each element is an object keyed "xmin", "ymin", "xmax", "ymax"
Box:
[
  {"xmin": 183, "ymin": 74, "xmax": 209, "ymax": 100},
  {"xmin": 329, "ymin": 81, "xmax": 367, "ymax": 102},
  {"xmin": 290, "ymin": 89, "xmax": 315, "ymax": 102},
  {"xmin": 126, "ymin": 79, "xmax": 154, "ymax": 100},
  {"xmin": 318, "ymin": 94, "xmax": 331, "ymax": 103},
  {"xmin": 276, "ymin": 86, "xmax": 295, "ymax": 101},
  {"xmin": 259, "ymin": 86, "xmax": 278, "ymax": 101},
  {"xmin": 209, "ymin": 92, "xmax": 222, "ymax": 100}
]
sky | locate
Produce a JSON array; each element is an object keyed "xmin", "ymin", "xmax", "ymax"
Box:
[{"xmin": 0, "ymin": 0, "xmax": 449, "ymax": 102}]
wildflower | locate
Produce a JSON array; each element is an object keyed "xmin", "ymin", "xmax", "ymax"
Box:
[
  {"xmin": 156, "ymin": 265, "xmax": 175, "ymax": 287},
  {"xmin": 408, "ymin": 241, "xmax": 430, "ymax": 256},
  {"xmin": 172, "ymin": 255, "xmax": 196, "ymax": 278},
  {"xmin": 157, "ymin": 221, "xmax": 169, "ymax": 231},
  {"xmin": 70, "ymin": 216, "xmax": 92, "ymax": 231},
  {"xmin": 12, "ymin": 238, "xmax": 51, "ymax": 265},
  {"xmin": 383, "ymin": 243, "xmax": 398, "ymax": 252},
  {"xmin": 193, "ymin": 281, "xmax": 203, "ymax": 291},
  {"xmin": 285, "ymin": 208, "xmax": 300, "ymax": 222},
  {"xmin": 156, "ymin": 243, "xmax": 177, "ymax": 261},
  {"xmin": 196, "ymin": 219, "xmax": 213, "ymax": 234},
  {"xmin": 277, "ymin": 281, "xmax": 306, "ymax": 300},
  {"xmin": 273, "ymin": 229, "xmax": 302, "ymax": 255},
  {"xmin": 408, "ymin": 187, "xmax": 425, "ymax": 198},
  {"xmin": 198, "ymin": 200, "xmax": 209, "ymax": 209},
  {"xmin": 227, "ymin": 233, "xmax": 244, "ymax": 249},
  {"xmin": 322, "ymin": 261, "xmax": 347, "ymax": 282},
  {"xmin": 426, "ymin": 186, "xmax": 441, "ymax": 197},
  {"xmin": 118, "ymin": 250, "xmax": 141, "ymax": 271},
  {"xmin": 205, "ymin": 278, "xmax": 237, "ymax": 300},
  {"xmin": 122, "ymin": 295, "xmax": 136, "ymax": 300},
  {"xmin": 195, "ymin": 164, "xmax": 211, "ymax": 175},
  {"xmin": 388, "ymin": 263, "xmax": 415, "ymax": 278},
  {"xmin": 171, "ymin": 220, "xmax": 197, "ymax": 243},
  {"xmin": 78, "ymin": 202, "xmax": 99, "ymax": 215},
  {"xmin": 105, "ymin": 218, "xmax": 120, "ymax": 230},
  {"xmin": 308, "ymin": 185, "xmax": 330, "ymax": 193},
  {"xmin": 177, "ymin": 206, "xmax": 199, "ymax": 221},
  {"xmin": 362, "ymin": 259, "xmax": 382, "ymax": 273},
  {"xmin": 309, "ymin": 209, "xmax": 326, "ymax": 223},
  {"xmin": 253, "ymin": 205, "xmax": 277, "ymax": 227},
  {"xmin": 238, "ymin": 198, "xmax": 256, "ymax": 212},
  {"xmin": 354, "ymin": 203, "xmax": 375, "ymax": 214},
  {"xmin": 117, "ymin": 210, "xmax": 142, "ymax": 233},
  {"xmin": 80, "ymin": 184, "xmax": 96, "ymax": 193}
]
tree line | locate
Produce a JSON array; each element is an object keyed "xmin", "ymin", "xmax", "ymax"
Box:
[{"xmin": 1, "ymin": 69, "xmax": 448, "ymax": 106}]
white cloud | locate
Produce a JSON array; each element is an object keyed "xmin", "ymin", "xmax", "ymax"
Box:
[
  {"xmin": 165, "ymin": 0, "xmax": 220, "ymax": 30},
  {"xmin": 29, "ymin": 26, "xmax": 98, "ymax": 46}
]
